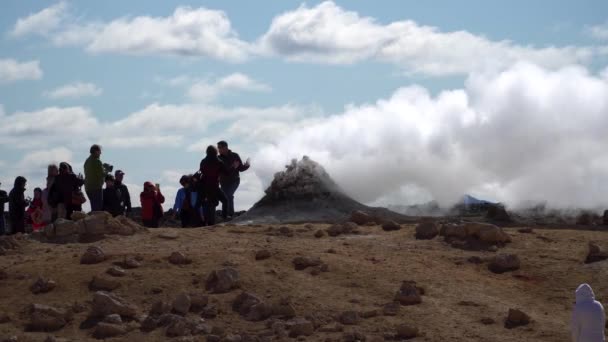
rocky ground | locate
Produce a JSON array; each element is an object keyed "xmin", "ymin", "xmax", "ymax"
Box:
[{"xmin": 0, "ymin": 214, "xmax": 607, "ymax": 342}]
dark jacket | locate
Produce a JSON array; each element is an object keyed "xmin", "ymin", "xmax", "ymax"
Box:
[
  {"xmin": 103, "ymin": 186, "xmax": 123, "ymax": 217},
  {"xmin": 49, "ymin": 172, "xmax": 84, "ymax": 207},
  {"xmin": 218, "ymin": 150, "xmax": 249, "ymax": 184},
  {"xmin": 199, "ymin": 156, "xmax": 229, "ymax": 205},
  {"xmin": 0, "ymin": 190, "xmax": 8, "ymax": 214},
  {"xmin": 8, "ymin": 177, "xmax": 27, "ymax": 220},
  {"xmin": 115, "ymin": 181, "xmax": 132, "ymax": 214}
]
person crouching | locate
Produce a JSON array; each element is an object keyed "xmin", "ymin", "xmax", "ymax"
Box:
[{"xmin": 140, "ymin": 181, "xmax": 165, "ymax": 228}]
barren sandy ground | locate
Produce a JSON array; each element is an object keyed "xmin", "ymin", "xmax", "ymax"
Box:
[{"xmin": 0, "ymin": 223, "xmax": 606, "ymax": 341}]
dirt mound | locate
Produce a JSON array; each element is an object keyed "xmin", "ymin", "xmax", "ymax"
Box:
[{"xmin": 234, "ymin": 156, "xmax": 414, "ymax": 224}]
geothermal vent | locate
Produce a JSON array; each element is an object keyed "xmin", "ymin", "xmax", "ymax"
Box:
[{"xmin": 234, "ymin": 156, "xmax": 414, "ymax": 224}]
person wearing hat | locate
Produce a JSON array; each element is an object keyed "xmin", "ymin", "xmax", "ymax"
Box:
[
  {"xmin": 0, "ymin": 181, "xmax": 9, "ymax": 235},
  {"xmin": 114, "ymin": 170, "xmax": 131, "ymax": 217}
]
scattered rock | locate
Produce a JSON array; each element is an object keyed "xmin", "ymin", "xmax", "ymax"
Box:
[
  {"xmin": 339, "ymin": 311, "xmax": 361, "ymax": 325},
  {"xmin": 255, "ymin": 250, "xmax": 271, "ymax": 261},
  {"xmin": 103, "ymin": 314, "xmax": 122, "ymax": 324},
  {"xmin": 518, "ymin": 228, "xmax": 534, "ymax": 234},
  {"xmin": 172, "ymin": 293, "xmax": 191, "ymax": 316},
  {"xmin": 279, "ymin": 226, "xmax": 294, "ymax": 237},
  {"xmin": 505, "ymin": 309, "xmax": 530, "ymax": 329},
  {"xmin": 94, "ymin": 322, "xmax": 126, "ymax": 339},
  {"xmin": 360, "ymin": 310, "xmax": 379, "ymax": 319},
  {"xmin": 382, "ymin": 220, "xmax": 401, "ymax": 232},
  {"xmin": 488, "ymin": 254, "xmax": 521, "ymax": 274},
  {"xmin": 287, "ymin": 317, "xmax": 314, "ymax": 337},
  {"xmin": 89, "ymin": 275, "xmax": 121, "ymax": 291},
  {"xmin": 91, "ymin": 291, "xmax": 138, "ymax": 319},
  {"xmin": 189, "ymin": 293, "xmax": 209, "ymax": 311},
  {"xmin": 350, "ymin": 211, "xmax": 373, "ymax": 226},
  {"xmin": 71, "ymin": 211, "xmax": 87, "ymax": 221},
  {"xmin": 150, "ymin": 300, "xmax": 172, "ymax": 317},
  {"xmin": 80, "ymin": 246, "xmax": 105, "ymax": 265},
  {"xmin": 205, "ymin": 268, "xmax": 240, "ymax": 293},
  {"xmin": 0, "ymin": 269, "xmax": 7, "ymax": 280},
  {"xmin": 0, "ymin": 313, "xmax": 10, "ymax": 323},
  {"xmin": 48, "ymin": 219, "xmax": 79, "ymax": 238},
  {"xmin": 314, "ymin": 230, "xmax": 325, "ymax": 238},
  {"xmin": 394, "ymin": 281, "xmax": 423, "ymax": 305},
  {"xmin": 271, "ymin": 299, "xmax": 296, "ymax": 319},
  {"xmin": 27, "ymin": 304, "xmax": 69, "ymax": 332},
  {"xmin": 292, "ymin": 256, "xmax": 322, "ymax": 270},
  {"xmin": 396, "ymin": 323, "xmax": 419, "ymax": 339},
  {"xmin": 169, "ymin": 252, "xmax": 192, "ymax": 265},
  {"xmin": 481, "ymin": 318, "xmax": 495, "ymax": 325},
  {"xmin": 233, "ymin": 292, "xmax": 273, "ymax": 322},
  {"xmin": 120, "ymin": 256, "xmax": 141, "ymax": 269},
  {"xmin": 585, "ymin": 242, "xmax": 608, "ymax": 264},
  {"xmin": 106, "ymin": 266, "xmax": 126, "ymax": 277},
  {"xmin": 201, "ymin": 304, "xmax": 218, "ymax": 319},
  {"xmin": 382, "ymin": 302, "xmax": 400, "ymax": 316},
  {"xmin": 30, "ymin": 277, "xmax": 57, "ymax": 294},
  {"xmin": 415, "ymin": 221, "xmax": 439, "ymax": 239}
]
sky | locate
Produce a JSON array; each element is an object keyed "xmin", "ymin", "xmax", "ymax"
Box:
[{"xmin": 1, "ymin": 1, "xmax": 608, "ymax": 211}]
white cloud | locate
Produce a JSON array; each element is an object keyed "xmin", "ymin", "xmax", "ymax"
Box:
[
  {"xmin": 187, "ymin": 73, "xmax": 271, "ymax": 102},
  {"xmin": 10, "ymin": 1, "xmax": 67, "ymax": 37},
  {"xmin": 13, "ymin": 4, "xmax": 250, "ymax": 61},
  {"xmin": 0, "ymin": 59, "xmax": 43, "ymax": 83},
  {"xmin": 588, "ymin": 22, "xmax": 608, "ymax": 40},
  {"xmin": 44, "ymin": 82, "xmax": 103, "ymax": 99},
  {"xmin": 100, "ymin": 135, "xmax": 184, "ymax": 148},
  {"xmin": 252, "ymin": 62, "xmax": 608, "ymax": 209},
  {"xmin": 17, "ymin": 147, "xmax": 73, "ymax": 170},
  {"xmin": 258, "ymin": 1, "xmax": 596, "ymax": 75}
]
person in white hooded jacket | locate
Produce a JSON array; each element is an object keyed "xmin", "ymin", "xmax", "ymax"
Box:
[{"xmin": 572, "ymin": 283, "xmax": 606, "ymax": 342}]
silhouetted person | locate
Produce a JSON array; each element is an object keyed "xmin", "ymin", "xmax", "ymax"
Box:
[
  {"xmin": 0, "ymin": 181, "xmax": 9, "ymax": 235},
  {"xmin": 199, "ymin": 145, "xmax": 229, "ymax": 226},
  {"xmin": 114, "ymin": 170, "xmax": 131, "ymax": 216},
  {"xmin": 572, "ymin": 283, "xmax": 605, "ymax": 342},
  {"xmin": 140, "ymin": 182, "xmax": 165, "ymax": 228},
  {"xmin": 49, "ymin": 162, "xmax": 84, "ymax": 220},
  {"xmin": 8, "ymin": 176, "xmax": 27, "ymax": 235},
  {"xmin": 84, "ymin": 144, "xmax": 104, "ymax": 211},
  {"xmin": 217, "ymin": 141, "xmax": 249, "ymax": 219},
  {"xmin": 103, "ymin": 175, "xmax": 123, "ymax": 217},
  {"xmin": 173, "ymin": 175, "xmax": 198, "ymax": 228}
]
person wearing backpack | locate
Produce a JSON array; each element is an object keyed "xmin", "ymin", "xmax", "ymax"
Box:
[
  {"xmin": 140, "ymin": 181, "xmax": 165, "ymax": 228},
  {"xmin": 49, "ymin": 162, "xmax": 85, "ymax": 220}
]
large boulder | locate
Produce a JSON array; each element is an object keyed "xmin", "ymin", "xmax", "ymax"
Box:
[
  {"xmin": 489, "ymin": 254, "xmax": 521, "ymax": 274},
  {"xmin": 27, "ymin": 304, "xmax": 69, "ymax": 332},
  {"xmin": 394, "ymin": 281, "xmax": 423, "ymax": 305},
  {"xmin": 415, "ymin": 221, "xmax": 439, "ymax": 240},
  {"xmin": 45, "ymin": 219, "xmax": 78, "ymax": 238},
  {"xmin": 232, "ymin": 292, "xmax": 273, "ymax": 322},
  {"xmin": 396, "ymin": 323, "xmax": 419, "ymax": 339},
  {"xmin": 287, "ymin": 318, "xmax": 314, "ymax": 337},
  {"xmin": 172, "ymin": 293, "xmax": 191, "ymax": 316},
  {"xmin": 169, "ymin": 252, "xmax": 192, "ymax": 265},
  {"xmin": 585, "ymin": 242, "xmax": 608, "ymax": 264},
  {"xmin": 89, "ymin": 276, "xmax": 121, "ymax": 291},
  {"xmin": 71, "ymin": 211, "xmax": 87, "ymax": 221},
  {"xmin": 350, "ymin": 211, "xmax": 373, "ymax": 226},
  {"xmin": 80, "ymin": 246, "xmax": 106, "ymax": 265},
  {"xmin": 382, "ymin": 220, "xmax": 401, "ymax": 232},
  {"xmin": 464, "ymin": 223, "xmax": 511, "ymax": 244},
  {"xmin": 30, "ymin": 277, "xmax": 57, "ymax": 294},
  {"xmin": 505, "ymin": 309, "xmax": 530, "ymax": 329},
  {"xmin": 205, "ymin": 268, "xmax": 240, "ymax": 294},
  {"xmin": 78, "ymin": 213, "xmax": 111, "ymax": 236},
  {"xmin": 91, "ymin": 291, "xmax": 138, "ymax": 319},
  {"xmin": 93, "ymin": 322, "xmax": 127, "ymax": 339},
  {"xmin": 486, "ymin": 204, "xmax": 512, "ymax": 222}
]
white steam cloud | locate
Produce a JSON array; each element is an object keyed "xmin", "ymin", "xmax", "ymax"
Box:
[{"xmin": 252, "ymin": 62, "xmax": 608, "ymax": 210}]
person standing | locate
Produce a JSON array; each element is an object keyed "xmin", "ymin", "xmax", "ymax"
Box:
[
  {"xmin": 102, "ymin": 175, "xmax": 123, "ymax": 217},
  {"xmin": 200, "ymin": 145, "xmax": 229, "ymax": 226},
  {"xmin": 8, "ymin": 176, "xmax": 28, "ymax": 235},
  {"xmin": 572, "ymin": 283, "xmax": 605, "ymax": 342},
  {"xmin": 26, "ymin": 188, "xmax": 45, "ymax": 231},
  {"xmin": 217, "ymin": 141, "xmax": 250, "ymax": 220},
  {"xmin": 140, "ymin": 182, "xmax": 165, "ymax": 228},
  {"xmin": 49, "ymin": 162, "xmax": 85, "ymax": 220},
  {"xmin": 0, "ymin": 181, "xmax": 9, "ymax": 235},
  {"xmin": 84, "ymin": 144, "xmax": 104, "ymax": 211},
  {"xmin": 114, "ymin": 170, "xmax": 131, "ymax": 217}
]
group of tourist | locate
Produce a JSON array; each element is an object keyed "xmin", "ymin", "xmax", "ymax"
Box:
[{"xmin": 0, "ymin": 140, "xmax": 249, "ymax": 232}]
